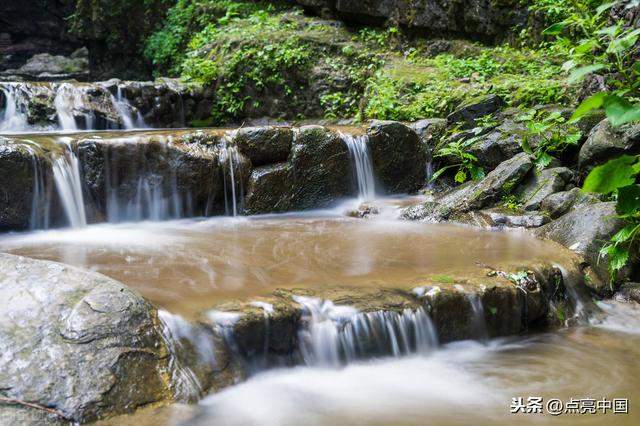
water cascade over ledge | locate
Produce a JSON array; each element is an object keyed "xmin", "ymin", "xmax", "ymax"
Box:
[{"xmin": 342, "ymin": 133, "xmax": 376, "ymax": 201}]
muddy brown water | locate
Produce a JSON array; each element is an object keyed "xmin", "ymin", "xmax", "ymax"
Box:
[
  {"xmin": 1, "ymin": 199, "xmax": 638, "ymax": 425},
  {"xmin": 0, "ymin": 200, "xmax": 572, "ymax": 318}
]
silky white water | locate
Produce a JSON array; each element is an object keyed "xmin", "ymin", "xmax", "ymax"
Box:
[
  {"xmin": 342, "ymin": 133, "xmax": 376, "ymax": 201},
  {"xmin": 51, "ymin": 141, "xmax": 87, "ymax": 228}
]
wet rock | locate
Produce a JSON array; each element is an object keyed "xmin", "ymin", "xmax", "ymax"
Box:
[
  {"xmin": 515, "ymin": 167, "xmax": 574, "ymax": 211},
  {"xmin": 579, "ymin": 119, "xmax": 640, "ymax": 173},
  {"xmin": 535, "ymin": 202, "xmax": 624, "ymax": 291},
  {"xmin": 0, "ymin": 141, "xmax": 61, "ymax": 230},
  {"xmin": 447, "ymin": 94, "xmax": 504, "ymax": 127},
  {"xmin": 287, "ymin": 126, "xmax": 352, "ymax": 210},
  {"xmin": 77, "ymin": 132, "xmax": 223, "ymax": 221},
  {"xmin": 540, "ymin": 188, "xmax": 581, "ymax": 219},
  {"xmin": 233, "ymin": 126, "xmax": 293, "ymax": 167},
  {"xmin": 346, "ymin": 202, "xmax": 380, "ymax": 218},
  {"xmin": 367, "ymin": 121, "xmax": 426, "ymax": 194},
  {"xmin": 244, "ymin": 163, "xmax": 291, "ymax": 214},
  {"xmin": 0, "ymin": 254, "xmax": 173, "ymax": 422},
  {"xmin": 616, "ymin": 282, "xmax": 640, "ymax": 304}
]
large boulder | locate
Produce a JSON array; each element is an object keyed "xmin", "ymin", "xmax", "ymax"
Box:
[
  {"xmin": 233, "ymin": 126, "xmax": 293, "ymax": 167},
  {"xmin": 535, "ymin": 202, "xmax": 624, "ymax": 292},
  {"xmin": 287, "ymin": 126, "xmax": 352, "ymax": 210},
  {"xmin": 367, "ymin": 121, "xmax": 426, "ymax": 194},
  {"xmin": 578, "ymin": 119, "xmax": 640, "ymax": 173},
  {"xmin": 0, "ymin": 254, "xmax": 173, "ymax": 422}
]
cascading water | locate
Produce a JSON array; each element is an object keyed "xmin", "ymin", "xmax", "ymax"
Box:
[
  {"xmin": 342, "ymin": 134, "xmax": 376, "ymax": 201},
  {"xmin": 51, "ymin": 140, "xmax": 87, "ymax": 228},
  {"xmin": 468, "ymin": 294, "xmax": 489, "ymax": 341},
  {"xmin": 111, "ymin": 86, "xmax": 147, "ymax": 130},
  {"xmin": 219, "ymin": 137, "xmax": 245, "ymax": 216},
  {"xmin": 294, "ymin": 296, "xmax": 438, "ymax": 366},
  {"xmin": 0, "ymin": 84, "xmax": 30, "ymax": 132}
]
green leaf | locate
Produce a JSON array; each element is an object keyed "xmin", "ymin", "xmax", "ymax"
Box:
[
  {"xmin": 430, "ymin": 165, "xmax": 456, "ymax": 182},
  {"xmin": 583, "ymin": 155, "xmax": 640, "ymax": 194},
  {"xmin": 611, "ymin": 223, "xmax": 639, "ymax": 244},
  {"xmin": 596, "ymin": 2, "xmax": 617, "ymax": 16},
  {"xmin": 568, "ymin": 64, "xmax": 607, "ymax": 83},
  {"xmin": 535, "ymin": 152, "xmax": 553, "ymax": 170},
  {"xmin": 604, "ymin": 95, "xmax": 640, "ymax": 126},
  {"xmin": 616, "ymin": 184, "xmax": 640, "ymax": 215},
  {"xmin": 570, "ymin": 92, "xmax": 606, "ymax": 122},
  {"xmin": 606, "ymin": 244, "xmax": 630, "ymax": 273},
  {"xmin": 454, "ymin": 169, "xmax": 468, "ymax": 183},
  {"xmin": 542, "ymin": 22, "xmax": 566, "ymax": 36}
]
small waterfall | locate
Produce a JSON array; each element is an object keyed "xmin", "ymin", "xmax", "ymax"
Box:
[
  {"xmin": 468, "ymin": 294, "xmax": 489, "ymax": 341},
  {"xmin": 51, "ymin": 140, "xmax": 87, "ymax": 228},
  {"xmin": 342, "ymin": 134, "xmax": 376, "ymax": 201},
  {"xmin": 111, "ymin": 86, "xmax": 147, "ymax": 130},
  {"xmin": 159, "ymin": 310, "xmax": 217, "ymax": 400},
  {"xmin": 219, "ymin": 138, "xmax": 245, "ymax": 216},
  {"xmin": 54, "ymin": 83, "xmax": 83, "ymax": 131},
  {"xmin": 0, "ymin": 84, "xmax": 30, "ymax": 132},
  {"xmin": 23, "ymin": 144, "xmax": 52, "ymax": 230},
  {"xmin": 294, "ymin": 296, "xmax": 438, "ymax": 367},
  {"xmin": 425, "ymin": 160, "xmax": 434, "ymax": 189}
]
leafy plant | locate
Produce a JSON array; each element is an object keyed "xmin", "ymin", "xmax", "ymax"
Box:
[
  {"xmin": 518, "ymin": 109, "xmax": 582, "ymax": 170},
  {"xmin": 432, "ymin": 134, "xmax": 485, "ymax": 184},
  {"xmin": 583, "ymin": 155, "xmax": 640, "ymax": 283}
]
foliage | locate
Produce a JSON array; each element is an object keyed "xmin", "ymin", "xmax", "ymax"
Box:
[
  {"xmin": 583, "ymin": 155, "xmax": 640, "ymax": 283},
  {"xmin": 432, "ymin": 131, "xmax": 486, "ymax": 184},
  {"xmin": 517, "ymin": 109, "xmax": 582, "ymax": 170},
  {"xmin": 70, "ymin": 0, "xmax": 170, "ymax": 77}
]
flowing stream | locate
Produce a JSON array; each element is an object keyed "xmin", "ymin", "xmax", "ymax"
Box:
[{"xmin": 1, "ymin": 127, "xmax": 639, "ymax": 424}]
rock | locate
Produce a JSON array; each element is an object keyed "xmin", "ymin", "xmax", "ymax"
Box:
[
  {"xmin": 535, "ymin": 202, "xmax": 624, "ymax": 291},
  {"xmin": 287, "ymin": 126, "xmax": 352, "ymax": 210},
  {"xmin": 579, "ymin": 119, "xmax": 640, "ymax": 173},
  {"xmin": 295, "ymin": 0, "xmax": 528, "ymax": 40},
  {"xmin": 0, "ymin": 140, "xmax": 64, "ymax": 230},
  {"xmin": 367, "ymin": 121, "xmax": 426, "ymax": 194},
  {"xmin": 410, "ymin": 118, "xmax": 447, "ymax": 155},
  {"xmin": 447, "ymin": 94, "xmax": 504, "ymax": 127},
  {"xmin": 480, "ymin": 210, "xmax": 549, "ymax": 228},
  {"xmin": 616, "ymin": 282, "xmax": 640, "ymax": 304},
  {"xmin": 516, "ymin": 167, "xmax": 574, "ymax": 211},
  {"xmin": 244, "ymin": 163, "xmax": 291, "ymax": 214},
  {"xmin": 346, "ymin": 202, "xmax": 380, "ymax": 218},
  {"xmin": 8, "ymin": 48, "xmax": 89, "ymax": 80},
  {"xmin": 540, "ymin": 188, "xmax": 581, "ymax": 219},
  {"xmin": 0, "ymin": 254, "xmax": 173, "ymax": 422},
  {"xmin": 467, "ymin": 119, "xmax": 525, "ymax": 170},
  {"xmin": 232, "ymin": 126, "xmax": 293, "ymax": 167},
  {"xmin": 77, "ymin": 131, "xmax": 224, "ymax": 221},
  {"xmin": 437, "ymin": 152, "xmax": 533, "ymax": 217}
]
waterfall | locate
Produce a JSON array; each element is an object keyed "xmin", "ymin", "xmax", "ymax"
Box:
[
  {"xmin": 159, "ymin": 310, "xmax": 216, "ymax": 400},
  {"xmin": 111, "ymin": 86, "xmax": 147, "ymax": 130},
  {"xmin": 0, "ymin": 84, "xmax": 30, "ymax": 132},
  {"xmin": 219, "ymin": 137, "xmax": 245, "ymax": 216},
  {"xmin": 54, "ymin": 83, "xmax": 84, "ymax": 131},
  {"xmin": 24, "ymin": 144, "xmax": 51, "ymax": 230},
  {"xmin": 294, "ymin": 296, "xmax": 438, "ymax": 367},
  {"xmin": 468, "ymin": 294, "xmax": 489, "ymax": 341},
  {"xmin": 342, "ymin": 133, "xmax": 375, "ymax": 201},
  {"xmin": 51, "ymin": 140, "xmax": 87, "ymax": 227}
]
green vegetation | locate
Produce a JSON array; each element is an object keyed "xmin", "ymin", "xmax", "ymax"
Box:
[{"xmin": 141, "ymin": 0, "xmax": 570, "ymax": 124}]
